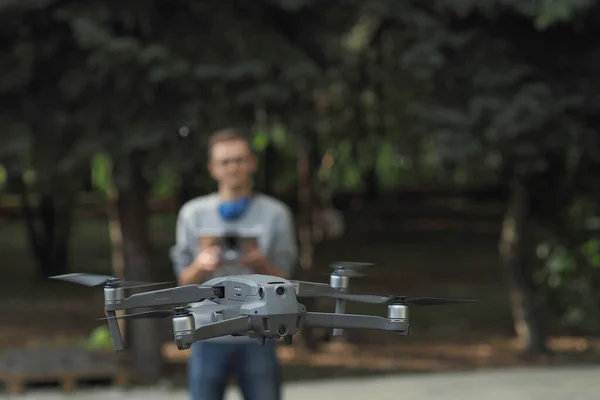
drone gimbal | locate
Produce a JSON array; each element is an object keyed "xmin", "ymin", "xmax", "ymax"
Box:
[{"xmin": 50, "ymin": 262, "xmax": 477, "ymax": 351}]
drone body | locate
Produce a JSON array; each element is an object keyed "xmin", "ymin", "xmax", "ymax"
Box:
[
  {"xmin": 185, "ymin": 275, "xmax": 307, "ymax": 344},
  {"xmin": 50, "ymin": 262, "xmax": 476, "ymax": 351}
]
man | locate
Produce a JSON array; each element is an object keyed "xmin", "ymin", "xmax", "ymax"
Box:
[{"xmin": 170, "ymin": 128, "xmax": 298, "ymax": 400}]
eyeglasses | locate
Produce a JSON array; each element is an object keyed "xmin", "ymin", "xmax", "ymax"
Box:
[{"xmin": 213, "ymin": 156, "xmax": 249, "ymax": 167}]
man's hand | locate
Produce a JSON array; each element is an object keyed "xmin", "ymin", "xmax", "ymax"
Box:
[
  {"xmin": 240, "ymin": 248, "xmax": 269, "ymax": 271},
  {"xmin": 191, "ymin": 246, "xmax": 220, "ymax": 272},
  {"xmin": 241, "ymin": 248, "xmax": 286, "ymax": 278},
  {"xmin": 178, "ymin": 246, "xmax": 220, "ymax": 286}
]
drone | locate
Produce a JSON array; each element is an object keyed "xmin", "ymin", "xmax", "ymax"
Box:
[{"xmin": 50, "ymin": 262, "xmax": 477, "ymax": 351}]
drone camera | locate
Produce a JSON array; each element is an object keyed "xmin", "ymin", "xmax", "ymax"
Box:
[{"xmin": 275, "ymin": 286, "xmax": 286, "ymax": 296}]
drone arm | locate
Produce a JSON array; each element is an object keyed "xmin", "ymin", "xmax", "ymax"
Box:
[
  {"xmin": 303, "ymin": 312, "xmax": 409, "ymax": 334},
  {"xmin": 176, "ymin": 316, "xmax": 251, "ymax": 348},
  {"xmin": 291, "ymin": 280, "xmax": 335, "ymax": 297},
  {"xmin": 105, "ymin": 285, "xmax": 224, "ymax": 311}
]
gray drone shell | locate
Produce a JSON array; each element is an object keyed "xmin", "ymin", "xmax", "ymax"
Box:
[{"xmin": 204, "ymin": 274, "xmax": 305, "ymax": 316}]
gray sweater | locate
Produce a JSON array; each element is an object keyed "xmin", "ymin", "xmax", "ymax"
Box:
[{"xmin": 170, "ymin": 192, "xmax": 298, "ymax": 343}]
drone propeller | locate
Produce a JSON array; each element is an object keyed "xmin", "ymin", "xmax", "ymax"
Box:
[
  {"xmin": 392, "ymin": 296, "xmax": 478, "ymax": 306},
  {"xmin": 98, "ymin": 309, "xmax": 178, "ymax": 320},
  {"xmin": 50, "ymin": 273, "xmax": 173, "ymax": 289},
  {"xmin": 330, "ymin": 261, "xmax": 375, "ymax": 277},
  {"xmin": 321, "ymin": 292, "xmax": 478, "ymax": 306}
]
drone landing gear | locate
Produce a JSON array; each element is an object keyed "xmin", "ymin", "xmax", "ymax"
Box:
[
  {"xmin": 105, "ymin": 310, "xmax": 125, "ymax": 351},
  {"xmin": 103, "ymin": 281, "xmax": 126, "ymax": 351},
  {"xmin": 329, "ymin": 262, "xmax": 372, "ymax": 337}
]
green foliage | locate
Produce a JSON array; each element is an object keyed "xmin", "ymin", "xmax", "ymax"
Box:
[
  {"xmin": 268, "ymin": 0, "xmax": 315, "ymax": 11},
  {"xmin": 2, "ymin": 0, "xmax": 600, "ymax": 337},
  {"xmin": 22, "ymin": 169, "xmax": 36, "ymax": 186},
  {"xmin": 0, "ymin": 119, "xmax": 31, "ymax": 160},
  {"xmin": 535, "ymin": 197, "xmax": 600, "ymax": 332},
  {"xmin": 375, "ymin": 142, "xmax": 406, "ymax": 187},
  {"xmin": 435, "ymin": 0, "xmax": 596, "ymax": 29},
  {"xmin": 367, "ymin": 0, "xmax": 600, "ymax": 334},
  {"xmin": 0, "ymin": 165, "xmax": 5, "ymax": 191},
  {"xmin": 0, "ymin": 0, "xmax": 333, "ymax": 192},
  {"xmin": 2, "ymin": 0, "xmax": 598, "ymax": 193},
  {"xmin": 533, "ymin": 0, "xmax": 595, "ymax": 29},
  {"xmin": 252, "ymin": 131, "xmax": 270, "ymax": 152},
  {"xmin": 91, "ymin": 153, "xmax": 112, "ymax": 196},
  {"xmin": 87, "ymin": 325, "xmax": 113, "ymax": 350},
  {"xmin": 152, "ymin": 164, "xmax": 180, "ymax": 198},
  {"xmin": 385, "ymin": 0, "xmax": 600, "ymax": 186}
]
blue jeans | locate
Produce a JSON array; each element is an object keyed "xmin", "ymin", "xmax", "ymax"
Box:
[{"xmin": 188, "ymin": 340, "xmax": 282, "ymax": 400}]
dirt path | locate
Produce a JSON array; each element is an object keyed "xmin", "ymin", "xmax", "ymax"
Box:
[{"xmin": 7, "ymin": 366, "xmax": 600, "ymax": 400}]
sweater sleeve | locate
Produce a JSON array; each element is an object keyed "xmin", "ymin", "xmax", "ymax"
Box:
[{"xmin": 170, "ymin": 203, "xmax": 195, "ymax": 278}]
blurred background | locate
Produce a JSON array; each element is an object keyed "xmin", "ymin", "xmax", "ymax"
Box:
[{"xmin": 2, "ymin": 0, "xmax": 600, "ymax": 397}]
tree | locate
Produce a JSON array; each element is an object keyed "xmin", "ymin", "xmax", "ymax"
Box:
[
  {"xmin": 7, "ymin": 0, "xmax": 358, "ymax": 371},
  {"xmin": 0, "ymin": 1, "xmax": 98, "ymax": 277},
  {"xmin": 384, "ymin": 0, "xmax": 600, "ymax": 354}
]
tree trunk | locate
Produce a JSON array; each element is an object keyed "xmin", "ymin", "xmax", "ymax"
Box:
[
  {"xmin": 262, "ymin": 140, "xmax": 278, "ymax": 196},
  {"xmin": 294, "ymin": 140, "xmax": 321, "ymax": 351},
  {"xmin": 5, "ymin": 172, "xmax": 24, "ymax": 195},
  {"xmin": 297, "ymin": 146, "xmax": 316, "ymax": 272},
  {"xmin": 105, "ymin": 158, "xmax": 127, "ymax": 340},
  {"xmin": 18, "ymin": 176, "xmax": 74, "ymax": 279},
  {"xmin": 178, "ymin": 163, "xmax": 206, "ymax": 207},
  {"xmin": 363, "ymin": 167, "xmax": 379, "ymax": 203},
  {"xmin": 355, "ymin": 52, "xmax": 381, "ymax": 205},
  {"xmin": 80, "ymin": 161, "xmax": 94, "ymax": 192},
  {"xmin": 499, "ymin": 176, "xmax": 549, "ymax": 355},
  {"xmin": 115, "ymin": 153, "xmax": 163, "ymax": 381}
]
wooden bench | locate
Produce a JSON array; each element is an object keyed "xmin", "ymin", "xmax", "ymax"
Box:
[{"xmin": 0, "ymin": 346, "xmax": 128, "ymax": 395}]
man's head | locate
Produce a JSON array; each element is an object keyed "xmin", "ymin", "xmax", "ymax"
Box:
[{"xmin": 208, "ymin": 128, "xmax": 257, "ymax": 191}]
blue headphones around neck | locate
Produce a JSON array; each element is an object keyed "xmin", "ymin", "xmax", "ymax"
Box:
[{"xmin": 218, "ymin": 196, "xmax": 252, "ymax": 221}]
